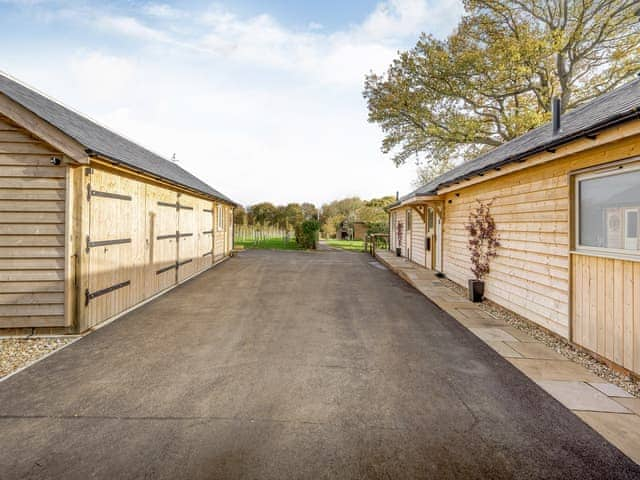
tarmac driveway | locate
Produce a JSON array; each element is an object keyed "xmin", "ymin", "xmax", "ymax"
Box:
[{"xmin": 0, "ymin": 249, "xmax": 638, "ymax": 479}]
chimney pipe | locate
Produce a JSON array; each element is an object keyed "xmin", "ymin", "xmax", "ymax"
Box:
[
  {"xmin": 396, "ymin": 191, "xmax": 399, "ymax": 200},
  {"xmin": 552, "ymin": 97, "xmax": 561, "ymax": 135}
]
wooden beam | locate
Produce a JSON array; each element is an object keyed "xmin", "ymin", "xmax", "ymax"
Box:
[
  {"xmin": 410, "ymin": 205, "xmax": 426, "ymax": 223},
  {"xmin": 0, "ymin": 94, "xmax": 88, "ymax": 163}
]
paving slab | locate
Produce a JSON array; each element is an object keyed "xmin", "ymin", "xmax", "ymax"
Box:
[
  {"xmin": 537, "ymin": 381, "xmax": 631, "ymax": 413},
  {"xmin": 507, "ymin": 341, "xmax": 567, "ymax": 360},
  {"xmin": 508, "ymin": 358, "xmax": 603, "ymax": 382},
  {"xmin": 590, "ymin": 383, "xmax": 635, "ymax": 398},
  {"xmin": 614, "ymin": 398, "xmax": 640, "ymax": 415},
  {"xmin": 1, "ymin": 249, "xmax": 639, "ymax": 479},
  {"xmin": 469, "ymin": 327, "xmax": 519, "ymax": 342},
  {"xmin": 499, "ymin": 325, "xmax": 541, "ymax": 342},
  {"xmin": 576, "ymin": 412, "xmax": 640, "ymax": 465},
  {"xmin": 486, "ymin": 341, "xmax": 523, "ymax": 358}
]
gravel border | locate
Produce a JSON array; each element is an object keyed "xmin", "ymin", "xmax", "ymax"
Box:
[
  {"xmin": 0, "ymin": 338, "xmax": 76, "ymax": 379},
  {"xmin": 440, "ymin": 277, "xmax": 640, "ymax": 398}
]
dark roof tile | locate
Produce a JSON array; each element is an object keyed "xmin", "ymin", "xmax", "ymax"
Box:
[{"xmin": 0, "ymin": 72, "xmax": 236, "ymax": 205}]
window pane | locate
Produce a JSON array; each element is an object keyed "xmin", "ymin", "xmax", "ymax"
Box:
[{"xmin": 579, "ymin": 169, "xmax": 640, "ymax": 251}]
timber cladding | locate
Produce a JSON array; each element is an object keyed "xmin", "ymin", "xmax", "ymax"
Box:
[
  {"xmin": 0, "ymin": 115, "xmax": 234, "ymax": 333},
  {"xmin": 442, "ymin": 132, "xmax": 640, "ymax": 341},
  {"xmin": 0, "ymin": 114, "xmax": 67, "ymax": 328},
  {"xmin": 78, "ymin": 165, "xmax": 233, "ymax": 331},
  {"xmin": 0, "ymin": 74, "xmax": 237, "ymax": 334}
]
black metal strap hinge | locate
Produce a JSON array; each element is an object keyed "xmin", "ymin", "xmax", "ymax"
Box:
[
  {"xmin": 177, "ymin": 259, "xmax": 193, "ymax": 266},
  {"xmin": 86, "ymin": 236, "xmax": 132, "ymax": 253},
  {"xmin": 203, "ymin": 251, "xmax": 213, "ymax": 257},
  {"xmin": 156, "ymin": 264, "xmax": 177, "ymax": 275},
  {"xmin": 158, "ymin": 201, "xmax": 179, "ymax": 209},
  {"xmin": 87, "ymin": 184, "xmax": 132, "ymax": 202},
  {"xmin": 85, "ymin": 280, "xmax": 130, "ymax": 306},
  {"xmin": 156, "ymin": 233, "xmax": 178, "ymax": 240}
]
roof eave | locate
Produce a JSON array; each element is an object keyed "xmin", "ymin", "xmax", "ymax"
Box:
[
  {"xmin": 434, "ymin": 106, "xmax": 640, "ymax": 193},
  {"xmin": 87, "ymin": 150, "xmax": 238, "ymax": 207}
]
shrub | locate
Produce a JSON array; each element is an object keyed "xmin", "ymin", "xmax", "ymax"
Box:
[
  {"xmin": 295, "ymin": 219, "xmax": 320, "ymax": 249},
  {"xmin": 366, "ymin": 222, "xmax": 387, "ymax": 235},
  {"xmin": 466, "ymin": 200, "xmax": 500, "ymax": 280}
]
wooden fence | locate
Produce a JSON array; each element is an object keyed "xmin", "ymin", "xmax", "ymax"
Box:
[{"xmin": 234, "ymin": 225, "xmax": 293, "ymax": 243}]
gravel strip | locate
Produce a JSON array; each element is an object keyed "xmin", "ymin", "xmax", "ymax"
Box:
[
  {"xmin": 440, "ymin": 277, "xmax": 640, "ymax": 398},
  {"xmin": 0, "ymin": 338, "xmax": 75, "ymax": 379}
]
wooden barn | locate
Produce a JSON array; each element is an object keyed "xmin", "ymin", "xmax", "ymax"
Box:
[
  {"xmin": 388, "ymin": 78, "xmax": 640, "ymax": 377},
  {"xmin": 0, "ymin": 73, "xmax": 236, "ymax": 334}
]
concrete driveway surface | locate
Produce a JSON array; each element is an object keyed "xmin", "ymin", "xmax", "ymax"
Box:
[{"xmin": 0, "ymin": 249, "xmax": 638, "ymax": 479}]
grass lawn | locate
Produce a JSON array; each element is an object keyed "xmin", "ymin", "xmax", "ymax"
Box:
[
  {"xmin": 235, "ymin": 237, "xmax": 300, "ymax": 250},
  {"xmin": 325, "ymin": 239, "xmax": 365, "ymax": 252}
]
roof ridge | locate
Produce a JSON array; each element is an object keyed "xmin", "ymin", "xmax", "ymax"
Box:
[
  {"xmin": 396, "ymin": 76, "xmax": 640, "ymax": 204},
  {"xmin": 0, "ymin": 70, "xmax": 236, "ymax": 205},
  {"xmin": 0, "ymin": 69, "xmax": 178, "ymax": 166}
]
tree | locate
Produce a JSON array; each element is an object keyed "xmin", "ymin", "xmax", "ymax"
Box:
[
  {"xmin": 356, "ymin": 196, "xmax": 396, "ymax": 224},
  {"xmin": 301, "ymin": 202, "xmax": 318, "ymax": 220},
  {"xmin": 284, "ymin": 203, "xmax": 304, "ymax": 228},
  {"xmin": 320, "ymin": 197, "xmax": 364, "ymax": 236},
  {"xmin": 364, "ymin": 0, "xmax": 640, "ymax": 180},
  {"xmin": 249, "ymin": 202, "xmax": 277, "ymax": 227},
  {"xmin": 233, "ymin": 206, "xmax": 247, "ymax": 226}
]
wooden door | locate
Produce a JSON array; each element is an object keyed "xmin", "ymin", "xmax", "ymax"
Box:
[
  {"xmin": 177, "ymin": 194, "xmax": 196, "ymax": 282},
  {"xmin": 146, "ymin": 185, "xmax": 178, "ymax": 296},
  {"xmin": 426, "ymin": 207, "xmax": 434, "ymax": 269},
  {"xmin": 198, "ymin": 201, "xmax": 214, "ymax": 271},
  {"xmin": 85, "ymin": 169, "xmax": 142, "ymax": 327},
  {"xmin": 405, "ymin": 209, "xmax": 411, "ymax": 259},
  {"xmin": 435, "ymin": 210, "xmax": 443, "ymax": 272}
]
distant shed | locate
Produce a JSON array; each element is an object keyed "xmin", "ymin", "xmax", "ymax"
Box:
[{"xmin": 0, "ymin": 72, "xmax": 236, "ymax": 334}]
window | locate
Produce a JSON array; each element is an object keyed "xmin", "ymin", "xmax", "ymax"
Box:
[
  {"xmin": 217, "ymin": 205, "xmax": 224, "ymax": 231},
  {"xmin": 427, "ymin": 208, "xmax": 434, "ymax": 232},
  {"xmin": 576, "ymin": 164, "xmax": 640, "ymax": 256}
]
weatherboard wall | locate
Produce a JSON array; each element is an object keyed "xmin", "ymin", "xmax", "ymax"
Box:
[
  {"xmin": 441, "ymin": 131, "xmax": 640, "ymax": 348},
  {"xmin": 0, "ymin": 114, "xmax": 68, "ymax": 329}
]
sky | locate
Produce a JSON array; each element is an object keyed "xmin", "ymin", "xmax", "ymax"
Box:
[{"xmin": 0, "ymin": 0, "xmax": 464, "ymax": 207}]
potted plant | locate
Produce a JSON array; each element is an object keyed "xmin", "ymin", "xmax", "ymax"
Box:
[
  {"xmin": 396, "ymin": 221, "xmax": 403, "ymax": 256},
  {"xmin": 465, "ymin": 200, "xmax": 499, "ymax": 302}
]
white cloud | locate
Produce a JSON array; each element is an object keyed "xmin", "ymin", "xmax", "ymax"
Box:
[
  {"xmin": 142, "ymin": 3, "xmax": 185, "ymax": 19},
  {"xmin": 96, "ymin": 15, "xmax": 173, "ymax": 44},
  {"xmin": 0, "ymin": 0, "xmax": 463, "ymax": 205},
  {"xmin": 69, "ymin": 52, "xmax": 137, "ymax": 100}
]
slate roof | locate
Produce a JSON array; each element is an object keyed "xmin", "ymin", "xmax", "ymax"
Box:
[
  {"xmin": 0, "ymin": 72, "xmax": 236, "ymax": 205},
  {"xmin": 394, "ymin": 77, "xmax": 640, "ymax": 206}
]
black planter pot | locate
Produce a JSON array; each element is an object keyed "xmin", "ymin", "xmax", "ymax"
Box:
[
  {"xmin": 396, "ymin": 247, "xmax": 402, "ymax": 257},
  {"xmin": 468, "ymin": 279, "xmax": 485, "ymax": 302}
]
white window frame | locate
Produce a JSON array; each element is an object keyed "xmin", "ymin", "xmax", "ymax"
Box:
[
  {"xmin": 574, "ymin": 160, "xmax": 640, "ymax": 260},
  {"xmin": 217, "ymin": 204, "xmax": 224, "ymax": 231}
]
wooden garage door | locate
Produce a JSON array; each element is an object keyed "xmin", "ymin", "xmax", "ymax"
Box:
[
  {"xmin": 177, "ymin": 193, "xmax": 196, "ymax": 282},
  {"xmin": 146, "ymin": 185, "xmax": 179, "ymax": 296},
  {"xmin": 85, "ymin": 168, "xmax": 144, "ymax": 327},
  {"xmin": 198, "ymin": 200, "xmax": 214, "ymax": 271},
  {"xmin": 0, "ymin": 116, "xmax": 67, "ymax": 328}
]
